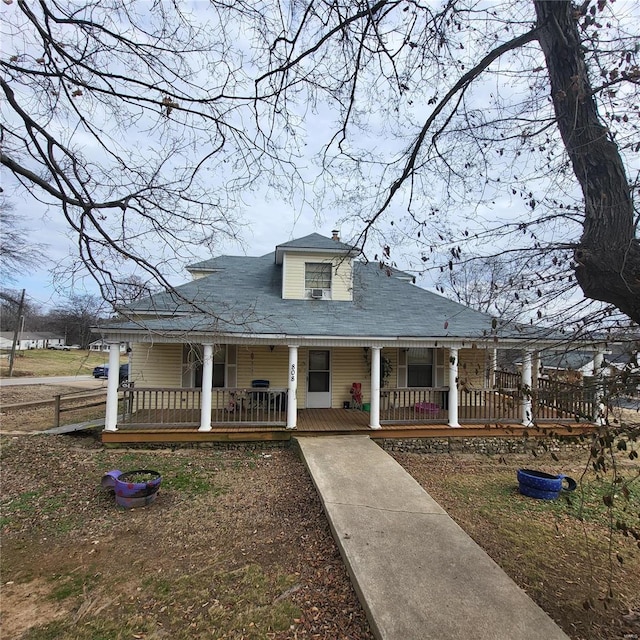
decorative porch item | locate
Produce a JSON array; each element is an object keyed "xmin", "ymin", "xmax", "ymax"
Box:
[
  {"xmin": 517, "ymin": 468, "xmax": 577, "ymax": 500},
  {"xmin": 414, "ymin": 402, "xmax": 440, "ymax": 414},
  {"xmin": 101, "ymin": 469, "xmax": 162, "ymax": 509}
]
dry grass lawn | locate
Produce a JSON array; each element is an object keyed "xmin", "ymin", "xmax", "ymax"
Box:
[{"xmin": 1, "ymin": 377, "xmax": 638, "ymax": 639}]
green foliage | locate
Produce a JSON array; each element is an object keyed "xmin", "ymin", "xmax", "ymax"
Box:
[
  {"xmin": 24, "ymin": 619, "xmax": 153, "ymax": 640},
  {"xmin": 50, "ymin": 571, "xmax": 99, "ymax": 602},
  {"xmin": 0, "ymin": 348, "xmax": 120, "ymax": 378},
  {"xmin": 163, "ymin": 471, "xmax": 217, "ymax": 495},
  {"xmin": 96, "ymin": 451, "xmax": 225, "ymax": 496},
  {"xmin": 205, "ymin": 564, "xmax": 301, "ymax": 638},
  {"xmin": 2, "ymin": 489, "xmax": 42, "ymax": 515}
]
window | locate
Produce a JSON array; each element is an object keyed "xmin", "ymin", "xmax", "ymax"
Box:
[
  {"xmin": 305, "ymin": 263, "xmax": 332, "ymax": 297},
  {"xmin": 407, "ymin": 348, "xmax": 434, "ymax": 387},
  {"xmin": 212, "ymin": 349, "xmax": 226, "ymax": 387},
  {"xmin": 183, "ymin": 345, "xmax": 227, "ymax": 387}
]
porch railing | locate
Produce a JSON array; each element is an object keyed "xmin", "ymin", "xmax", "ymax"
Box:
[
  {"xmin": 119, "ymin": 387, "xmax": 287, "ymax": 427},
  {"xmin": 381, "ymin": 387, "xmax": 449, "ymax": 423},
  {"xmin": 459, "ymin": 388, "xmax": 521, "ymax": 422},
  {"xmin": 495, "ymin": 370, "xmax": 522, "ymax": 389},
  {"xmin": 380, "ymin": 384, "xmax": 596, "ymax": 424},
  {"xmin": 117, "ymin": 383, "xmax": 597, "ymax": 429},
  {"xmin": 532, "ymin": 384, "xmax": 597, "ymax": 422}
]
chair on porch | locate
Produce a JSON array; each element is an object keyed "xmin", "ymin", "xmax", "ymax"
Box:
[
  {"xmin": 350, "ymin": 382, "xmax": 363, "ymax": 410},
  {"xmin": 248, "ymin": 379, "xmax": 270, "ymax": 410}
]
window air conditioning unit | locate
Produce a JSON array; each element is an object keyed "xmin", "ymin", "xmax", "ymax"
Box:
[{"xmin": 311, "ymin": 288, "xmax": 324, "ymax": 299}]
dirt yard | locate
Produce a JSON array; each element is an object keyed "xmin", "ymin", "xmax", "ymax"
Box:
[
  {"xmin": 1, "ymin": 435, "xmax": 373, "ymax": 640},
  {"xmin": 1, "ymin": 383, "xmax": 639, "ymax": 639},
  {"xmin": 1, "ymin": 384, "xmax": 107, "ymax": 433}
]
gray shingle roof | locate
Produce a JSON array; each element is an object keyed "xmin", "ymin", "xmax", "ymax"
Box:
[
  {"xmin": 274, "ymin": 233, "xmax": 359, "ymax": 265},
  {"xmin": 276, "ymin": 233, "xmax": 356, "ymax": 253},
  {"xmin": 104, "ymin": 253, "xmax": 565, "ymax": 342}
]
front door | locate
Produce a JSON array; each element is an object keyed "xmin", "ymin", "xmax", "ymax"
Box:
[{"xmin": 307, "ymin": 349, "xmax": 331, "ymax": 408}]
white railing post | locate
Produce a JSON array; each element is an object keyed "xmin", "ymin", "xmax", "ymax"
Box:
[
  {"xmin": 198, "ymin": 343, "xmax": 213, "ymax": 432},
  {"xmin": 448, "ymin": 347, "xmax": 460, "ymax": 428},
  {"xmin": 104, "ymin": 342, "xmax": 121, "ymax": 432},
  {"xmin": 490, "ymin": 348, "xmax": 498, "ymax": 387},
  {"xmin": 593, "ymin": 346, "xmax": 606, "ymax": 425},
  {"xmin": 532, "ymin": 351, "xmax": 541, "ymax": 389},
  {"xmin": 369, "ymin": 346, "xmax": 381, "ymax": 429},
  {"xmin": 521, "ymin": 349, "xmax": 533, "ymax": 426},
  {"xmin": 287, "ymin": 345, "xmax": 298, "ymax": 429}
]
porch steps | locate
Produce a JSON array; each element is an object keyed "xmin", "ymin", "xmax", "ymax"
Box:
[{"xmin": 296, "ymin": 435, "xmax": 570, "ymax": 640}]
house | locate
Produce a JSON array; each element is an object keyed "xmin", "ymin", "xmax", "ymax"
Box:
[
  {"xmin": 501, "ymin": 343, "xmax": 640, "ymax": 395},
  {"xmin": 94, "ymin": 232, "xmax": 605, "ymax": 440},
  {"xmin": 0, "ymin": 331, "xmax": 66, "ymax": 351},
  {"xmin": 88, "ymin": 339, "xmax": 128, "ymax": 353}
]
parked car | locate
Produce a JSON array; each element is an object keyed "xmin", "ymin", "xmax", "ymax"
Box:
[
  {"xmin": 48, "ymin": 344, "xmax": 71, "ymax": 351},
  {"xmin": 93, "ymin": 363, "xmax": 129, "ymax": 382}
]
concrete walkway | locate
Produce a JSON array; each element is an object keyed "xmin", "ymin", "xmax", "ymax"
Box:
[{"xmin": 296, "ymin": 435, "xmax": 570, "ymax": 640}]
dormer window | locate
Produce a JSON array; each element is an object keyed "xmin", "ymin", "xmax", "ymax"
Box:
[{"xmin": 305, "ymin": 262, "xmax": 332, "ymax": 299}]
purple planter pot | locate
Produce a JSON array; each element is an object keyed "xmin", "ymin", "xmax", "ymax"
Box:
[
  {"xmin": 114, "ymin": 469, "xmax": 162, "ymax": 499},
  {"xmin": 115, "ymin": 492, "xmax": 160, "ymax": 509},
  {"xmin": 102, "ymin": 469, "xmax": 162, "ymax": 509},
  {"xmin": 101, "ymin": 469, "xmax": 123, "ymax": 490}
]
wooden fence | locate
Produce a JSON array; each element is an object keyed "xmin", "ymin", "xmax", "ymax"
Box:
[{"xmin": 53, "ymin": 389, "xmax": 108, "ymax": 427}]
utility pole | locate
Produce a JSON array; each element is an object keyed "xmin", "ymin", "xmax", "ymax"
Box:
[{"xmin": 8, "ymin": 288, "xmax": 25, "ymax": 377}]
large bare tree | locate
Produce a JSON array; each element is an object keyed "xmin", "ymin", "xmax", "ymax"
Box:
[{"xmin": 2, "ymin": 1, "xmax": 638, "ymax": 322}]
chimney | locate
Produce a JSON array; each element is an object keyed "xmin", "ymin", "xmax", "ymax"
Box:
[{"xmin": 331, "ymin": 229, "xmax": 340, "ymax": 242}]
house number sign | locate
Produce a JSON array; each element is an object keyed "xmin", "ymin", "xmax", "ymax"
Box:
[{"xmin": 290, "ymin": 364, "xmax": 296, "ymax": 382}]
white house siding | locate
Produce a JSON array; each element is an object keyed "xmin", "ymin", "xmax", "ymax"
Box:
[
  {"xmin": 331, "ymin": 347, "xmax": 371, "ymax": 407},
  {"xmin": 458, "ymin": 347, "xmax": 489, "ymax": 386},
  {"xmin": 236, "ymin": 345, "xmax": 289, "ymax": 390},
  {"xmin": 131, "ymin": 344, "xmax": 182, "ymax": 387},
  {"xmin": 382, "ymin": 348, "xmax": 399, "ymax": 390},
  {"xmin": 130, "ymin": 342, "xmax": 494, "ymax": 414},
  {"xmin": 282, "ymin": 252, "xmax": 352, "ymax": 300},
  {"xmin": 457, "ymin": 347, "xmax": 490, "ymax": 407}
]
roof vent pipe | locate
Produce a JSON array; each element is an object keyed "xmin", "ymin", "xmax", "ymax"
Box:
[{"xmin": 331, "ymin": 229, "xmax": 340, "ymax": 241}]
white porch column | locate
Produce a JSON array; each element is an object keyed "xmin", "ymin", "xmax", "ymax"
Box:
[
  {"xmin": 490, "ymin": 348, "xmax": 498, "ymax": 388},
  {"xmin": 532, "ymin": 351, "xmax": 541, "ymax": 389},
  {"xmin": 287, "ymin": 345, "xmax": 298, "ymax": 429},
  {"xmin": 198, "ymin": 343, "xmax": 214, "ymax": 432},
  {"xmin": 593, "ymin": 347, "xmax": 606, "ymax": 424},
  {"xmin": 593, "ymin": 348, "xmax": 605, "ymax": 379},
  {"xmin": 448, "ymin": 347, "xmax": 460, "ymax": 428},
  {"xmin": 104, "ymin": 342, "xmax": 121, "ymax": 432},
  {"xmin": 369, "ymin": 346, "xmax": 381, "ymax": 430},
  {"xmin": 521, "ymin": 349, "xmax": 533, "ymax": 426}
]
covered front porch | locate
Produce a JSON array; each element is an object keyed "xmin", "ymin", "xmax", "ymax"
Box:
[
  {"xmin": 101, "ymin": 381, "xmax": 598, "ymax": 444},
  {"xmin": 99, "ymin": 339, "xmax": 604, "ymax": 441},
  {"xmin": 102, "ymin": 405, "xmax": 597, "ymax": 444}
]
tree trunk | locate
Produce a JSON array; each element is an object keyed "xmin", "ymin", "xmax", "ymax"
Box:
[{"xmin": 534, "ymin": 0, "xmax": 640, "ymax": 324}]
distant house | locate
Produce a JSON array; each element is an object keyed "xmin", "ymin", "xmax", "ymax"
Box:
[
  {"xmin": 539, "ymin": 351, "xmax": 604, "ymax": 380},
  {"xmin": 514, "ymin": 345, "xmax": 639, "ymax": 393},
  {"xmin": 89, "ymin": 339, "xmax": 127, "ymax": 353},
  {"xmin": 0, "ymin": 332, "xmax": 65, "ymax": 351},
  {"xmin": 94, "ymin": 232, "xmax": 607, "ymax": 439}
]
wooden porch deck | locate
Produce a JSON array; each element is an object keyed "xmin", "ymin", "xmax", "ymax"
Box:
[{"xmin": 102, "ymin": 408, "xmax": 596, "ymax": 444}]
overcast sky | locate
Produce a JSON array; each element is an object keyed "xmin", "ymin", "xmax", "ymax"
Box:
[{"xmin": 2, "ymin": 0, "xmax": 638, "ymax": 324}]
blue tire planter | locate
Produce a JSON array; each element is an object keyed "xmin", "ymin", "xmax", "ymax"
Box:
[
  {"xmin": 517, "ymin": 468, "xmax": 577, "ymax": 500},
  {"xmin": 102, "ymin": 469, "xmax": 162, "ymax": 509}
]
